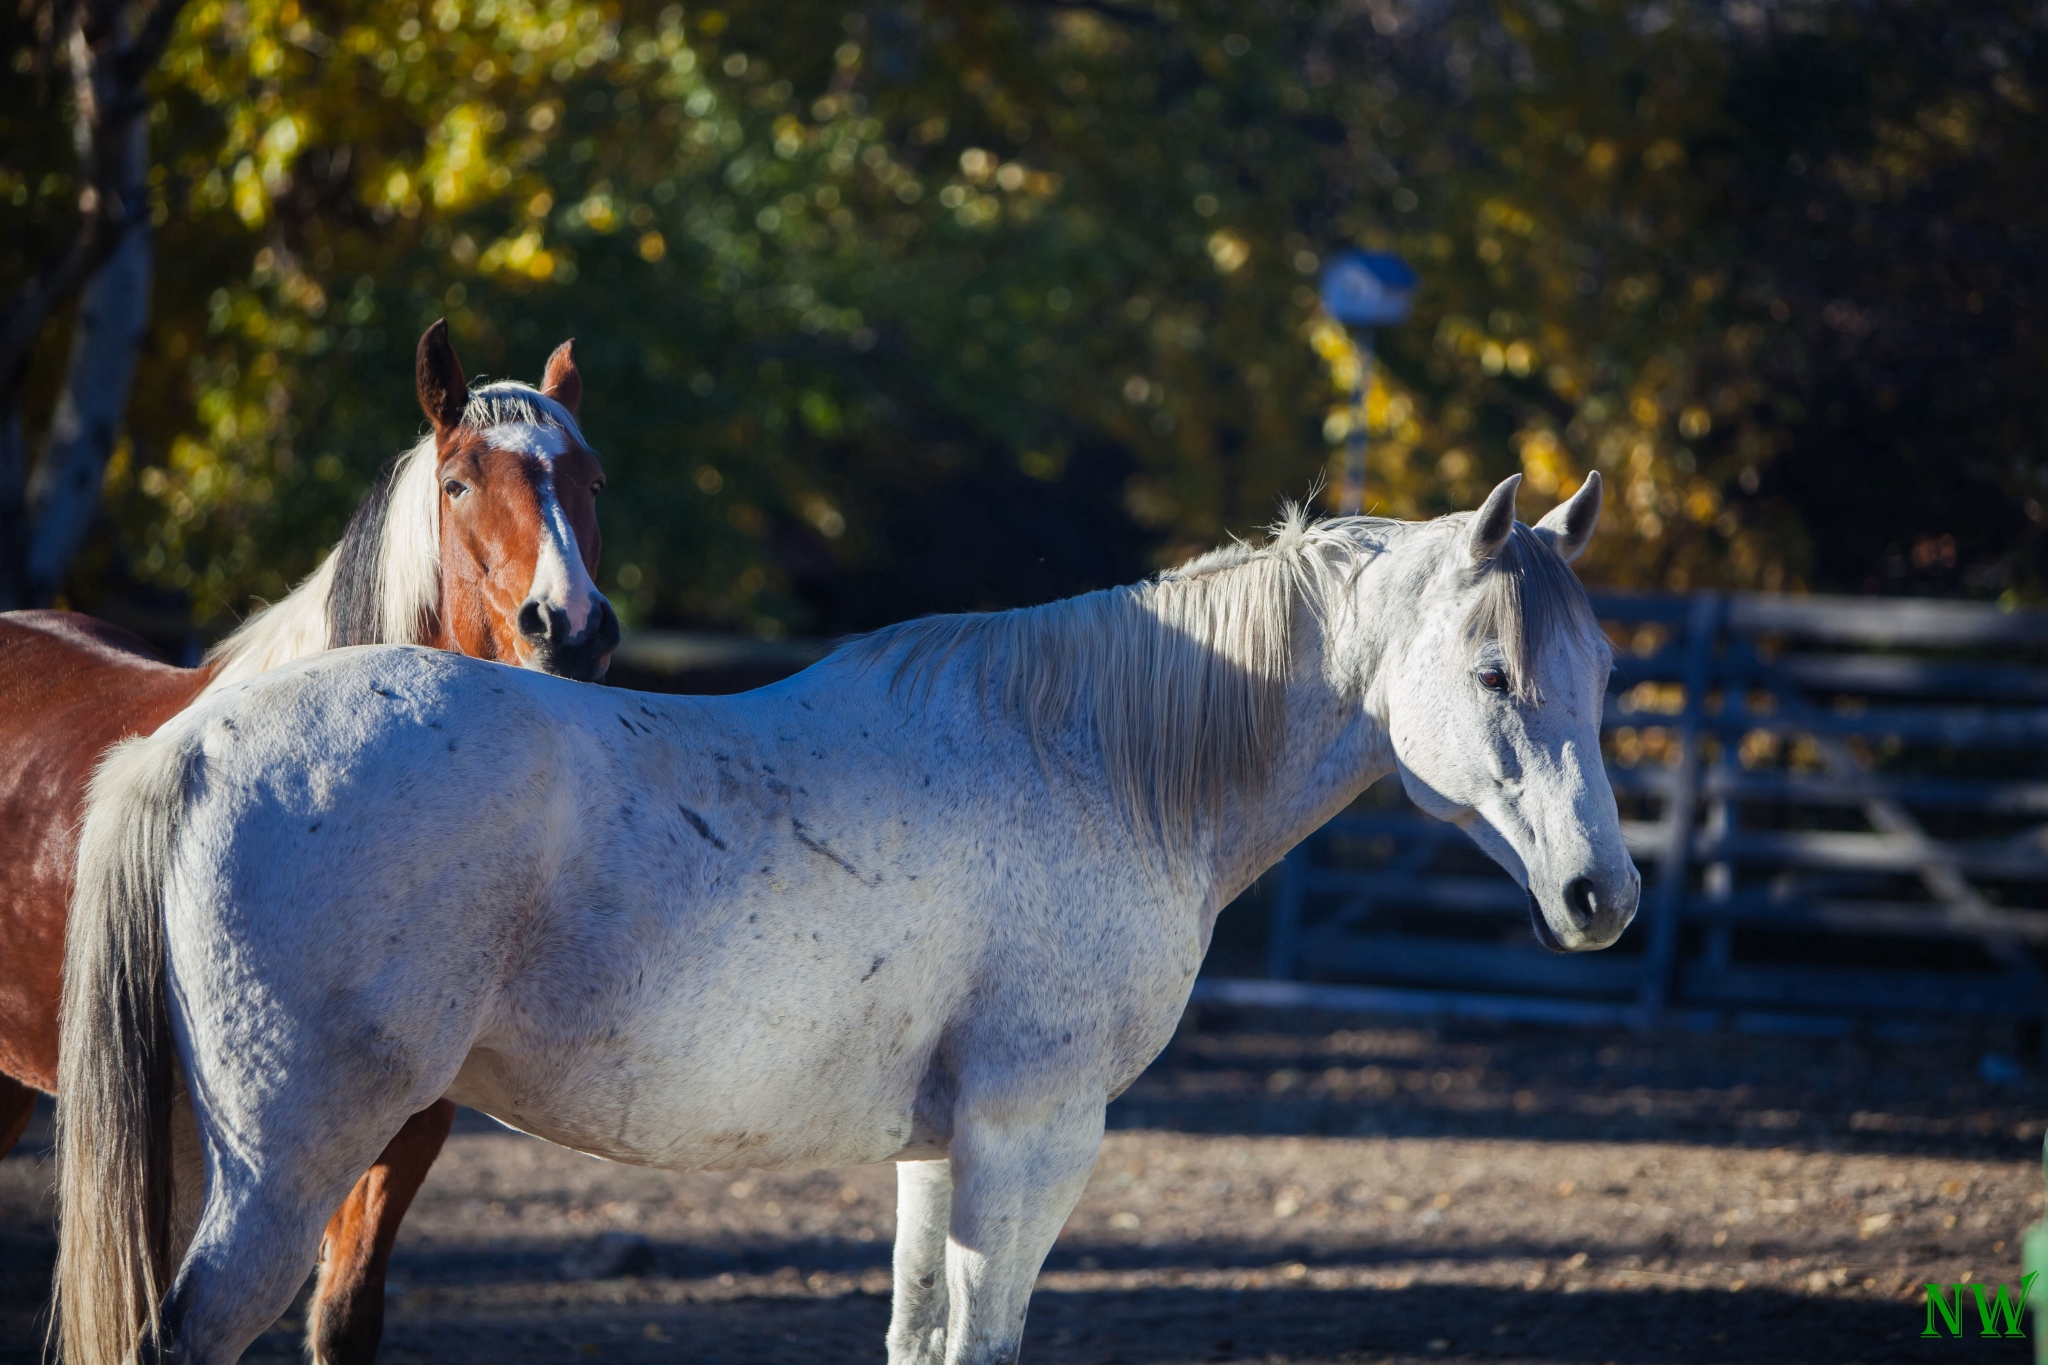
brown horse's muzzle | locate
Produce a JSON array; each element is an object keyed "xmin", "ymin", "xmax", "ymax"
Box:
[{"xmin": 516, "ymin": 594, "xmax": 620, "ymax": 682}]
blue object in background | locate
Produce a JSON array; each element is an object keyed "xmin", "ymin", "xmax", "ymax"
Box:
[{"xmin": 1318, "ymin": 250, "xmax": 1417, "ymax": 515}]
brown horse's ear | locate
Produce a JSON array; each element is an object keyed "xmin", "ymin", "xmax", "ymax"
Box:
[
  {"xmin": 541, "ymin": 338, "xmax": 582, "ymax": 417},
  {"xmin": 416, "ymin": 319, "xmax": 469, "ymax": 435}
]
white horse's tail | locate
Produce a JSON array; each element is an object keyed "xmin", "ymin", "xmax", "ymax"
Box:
[{"xmin": 54, "ymin": 731, "xmax": 192, "ymax": 1365}]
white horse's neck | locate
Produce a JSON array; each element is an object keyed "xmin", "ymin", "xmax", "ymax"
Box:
[
  {"xmin": 823, "ymin": 515, "xmax": 1443, "ymax": 926},
  {"xmin": 1194, "ymin": 531, "xmax": 1424, "ymax": 917}
]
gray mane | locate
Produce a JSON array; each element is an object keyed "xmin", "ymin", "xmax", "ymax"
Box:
[{"xmin": 837, "ymin": 504, "xmax": 1602, "ymax": 854}]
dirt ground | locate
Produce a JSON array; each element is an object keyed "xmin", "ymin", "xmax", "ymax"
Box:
[{"xmin": 5, "ymin": 1004, "xmax": 2044, "ymax": 1364}]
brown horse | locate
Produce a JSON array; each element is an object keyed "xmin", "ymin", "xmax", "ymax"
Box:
[{"xmin": 0, "ymin": 320, "xmax": 618, "ymax": 1363}]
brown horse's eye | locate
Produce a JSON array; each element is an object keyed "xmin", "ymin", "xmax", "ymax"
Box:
[
  {"xmin": 442, "ymin": 479, "xmax": 468, "ymax": 499},
  {"xmin": 592, "ymin": 479, "xmax": 605, "ymax": 495},
  {"xmin": 1477, "ymin": 667, "xmax": 1508, "ymax": 693}
]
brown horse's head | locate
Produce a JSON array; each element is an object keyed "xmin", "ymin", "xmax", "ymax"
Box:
[{"xmin": 411, "ymin": 320, "xmax": 620, "ymax": 680}]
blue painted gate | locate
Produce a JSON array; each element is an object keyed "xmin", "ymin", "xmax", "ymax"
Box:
[{"xmin": 1226, "ymin": 592, "xmax": 2048, "ymax": 1029}]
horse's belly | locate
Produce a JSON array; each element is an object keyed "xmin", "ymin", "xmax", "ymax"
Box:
[{"xmin": 449, "ymin": 1001, "xmax": 938, "ymax": 1172}]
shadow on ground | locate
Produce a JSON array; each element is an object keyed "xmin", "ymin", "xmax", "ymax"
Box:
[
  {"xmin": 1110, "ymin": 1004, "xmax": 2048, "ymax": 1160},
  {"xmin": 0, "ymin": 1223, "xmax": 2021, "ymax": 1365},
  {"xmin": 233, "ymin": 1270, "xmax": 2017, "ymax": 1365},
  {"xmin": 4, "ymin": 1004, "xmax": 2042, "ymax": 1364}
]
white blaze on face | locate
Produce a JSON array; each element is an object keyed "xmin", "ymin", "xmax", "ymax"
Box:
[
  {"xmin": 530, "ymin": 473, "xmax": 599, "ymax": 636},
  {"xmin": 493, "ymin": 421, "xmax": 600, "ymax": 640}
]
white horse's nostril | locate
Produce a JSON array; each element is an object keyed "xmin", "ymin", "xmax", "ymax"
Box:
[{"xmin": 1563, "ymin": 876, "xmax": 1597, "ymax": 927}]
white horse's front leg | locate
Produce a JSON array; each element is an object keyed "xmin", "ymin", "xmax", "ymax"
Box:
[
  {"xmin": 887, "ymin": 1159, "xmax": 954, "ymax": 1365},
  {"xmin": 939, "ymin": 1095, "xmax": 1105, "ymax": 1365}
]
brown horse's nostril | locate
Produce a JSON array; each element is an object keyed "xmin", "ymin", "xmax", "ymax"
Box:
[
  {"xmin": 517, "ymin": 599, "xmax": 567, "ymax": 646},
  {"xmin": 1563, "ymin": 876, "xmax": 1597, "ymax": 927},
  {"xmin": 516, "ymin": 596, "xmax": 618, "ymax": 680}
]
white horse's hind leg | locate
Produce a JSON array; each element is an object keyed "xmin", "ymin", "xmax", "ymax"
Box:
[
  {"xmin": 149, "ymin": 986, "xmax": 447, "ymax": 1364},
  {"xmin": 153, "ymin": 1103, "xmax": 421, "ymax": 1365},
  {"xmin": 938, "ymin": 1097, "xmax": 1104, "ymax": 1365},
  {"xmin": 157, "ymin": 1194, "xmax": 329, "ymax": 1363},
  {"xmin": 888, "ymin": 1160, "xmax": 953, "ymax": 1365}
]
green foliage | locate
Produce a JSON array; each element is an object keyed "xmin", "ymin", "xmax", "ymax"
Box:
[{"xmin": 3, "ymin": 0, "xmax": 2041, "ymax": 634}]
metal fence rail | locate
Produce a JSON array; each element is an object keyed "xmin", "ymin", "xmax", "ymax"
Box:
[{"xmin": 1241, "ymin": 591, "xmax": 2048, "ymax": 1030}]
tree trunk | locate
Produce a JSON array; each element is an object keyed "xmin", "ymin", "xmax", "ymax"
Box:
[
  {"xmin": 0, "ymin": 0, "xmax": 186, "ymax": 610},
  {"xmin": 25, "ymin": 114, "xmax": 154, "ymax": 605}
]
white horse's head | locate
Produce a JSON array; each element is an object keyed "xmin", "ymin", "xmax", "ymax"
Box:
[{"xmin": 1378, "ymin": 473, "xmax": 1638, "ymax": 952}]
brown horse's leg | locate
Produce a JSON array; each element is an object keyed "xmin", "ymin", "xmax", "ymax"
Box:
[
  {"xmin": 0, "ymin": 1073, "xmax": 38, "ymax": 1158},
  {"xmin": 306, "ymin": 1098, "xmax": 456, "ymax": 1365}
]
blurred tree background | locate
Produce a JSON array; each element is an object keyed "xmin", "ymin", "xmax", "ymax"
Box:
[{"xmin": 2, "ymin": 0, "xmax": 2041, "ymax": 642}]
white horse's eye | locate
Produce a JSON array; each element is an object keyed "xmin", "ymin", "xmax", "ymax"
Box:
[{"xmin": 1477, "ymin": 666, "xmax": 1508, "ymax": 693}]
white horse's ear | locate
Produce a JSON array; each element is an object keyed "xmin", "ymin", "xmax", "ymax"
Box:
[
  {"xmin": 1534, "ymin": 470, "xmax": 1602, "ymax": 564},
  {"xmin": 1467, "ymin": 474, "xmax": 1522, "ymax": 563}
]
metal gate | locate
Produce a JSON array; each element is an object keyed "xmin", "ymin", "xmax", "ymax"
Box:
[{"xmin": 1213, "ymin": 592, "xmax": 2048, "ymax": 1030}]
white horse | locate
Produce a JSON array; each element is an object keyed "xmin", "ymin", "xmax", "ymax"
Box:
[{"xmin": 56, "ymin": 473, "xmax": 1635, "ymax": 1365}]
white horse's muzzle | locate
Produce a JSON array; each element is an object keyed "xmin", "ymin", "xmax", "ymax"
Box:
[{"xmin": 1529, "ymin": 864, "xmax": 1640, "ymax": 953}]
